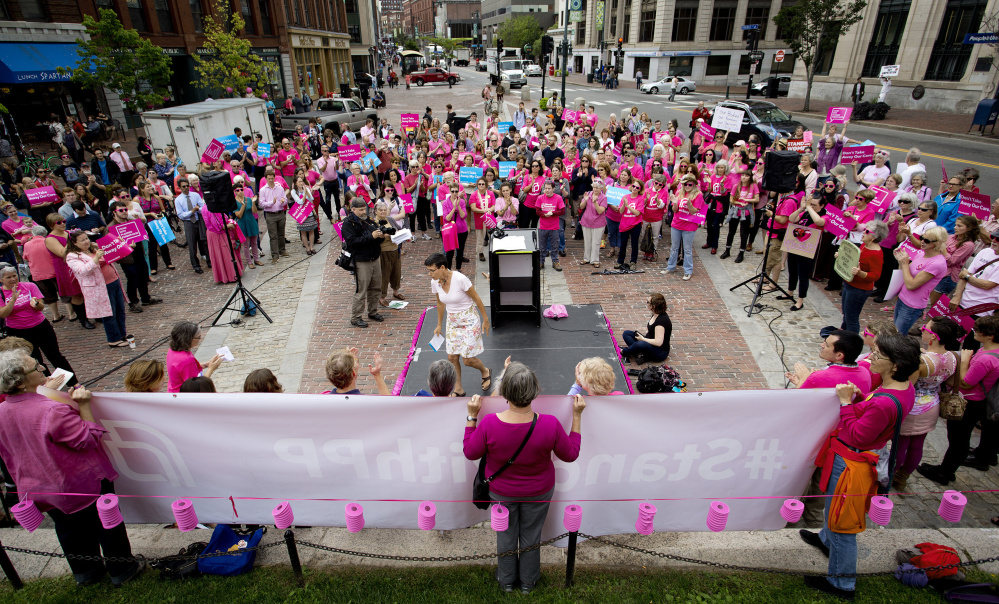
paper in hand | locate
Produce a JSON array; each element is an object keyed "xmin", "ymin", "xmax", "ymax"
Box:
[
  {"xmin": 216, "ymin": 346, "xmax": 235, "ymax": 362},
  {"xmin": 429, "ymin": 334, "xmax": 445, "ymax": 352},
  {"xmin": 50, "ymin": 368, "xmax": 74, "ymax": 391}
]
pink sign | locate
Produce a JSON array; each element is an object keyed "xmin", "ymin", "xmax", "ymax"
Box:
[
  {"xmin": 401, "ymin": 113, "xmax": 419, "ymax": 129},
  {"xmin": 339, "ymin": 144, "xmax": 362, "ymax": 162},
  {"xmin": 25, "ymin": 186, "xmax": 58, "ymax": 206},
  {"xmin": 107, "ymin": 219, "xmax": 148, "ymax": 244},
  {"xmin": 823, "ymin": 205, "xmax": 858, "ymax": 239},
  {"xmin": 826, "ymin": 107, "xmax": 853, "ymax": 124},
  {"xmin": 840, "ymin": 145, "xmax": 875, "ymax": 164},
  {"xmin": 867, "ymin": 185, "xmax": 897, "ymax": 213},
  {"xmin": 676, "ymin": 200, "xmax": 706, "ymax": 225},
  {"xmin": 201, "ymin": 139, "xmax": 225, "ymax": 164},
  {"xmin": 333, "ymin": 221, "xmax": 343, "ymax": 241},
  {"xmin": 803, "ymin": 130, "xmax": 813, "ymax": 144},
  {"xmin": 698, "ymin": 122, "xmax": 716, "ymax": 140},
  {"xmin": 289, "ymin": 201, "xmax": 313, "ymax": 224},
  {"xmin": 95, "ymin": 235, "xmax": 133, "ymax": 264},
  {"xmin": 928, "ymin": 294, "xmax": 976, "ymax": 332},
  {"xmin": 400, "ymin": 193, "xmax": 414, "ymax": 213},
  {"xmin": 960, "ymin": 191, "xmax": 992, "ymax": 220},
  {"xmin": 897, "ymin": 238, "xmax": 920, "ymax": 258},
  {"xmin": 562, "ymin": 109, "xmax": 579, "ymax": 123},
  {"xmin": 652, "ymin": 132, "xmax": 668, "ymax": 146}
]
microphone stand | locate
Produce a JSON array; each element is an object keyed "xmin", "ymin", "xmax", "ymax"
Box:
[
  {"xmin": 729, "ymin": 195, "xmax": 793, "ymax": 317},
  {"xmin": 212, "ymin": 210, "xmax": 272, "ymax": 326}
]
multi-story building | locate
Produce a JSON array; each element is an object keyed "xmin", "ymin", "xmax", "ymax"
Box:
[
  {"xmin": 481, "ymin": 0, "xmax": 555, "ymax": 46},
  {"xmin": 346, "ymin": 0, "xmax": 380, "ymax": 74},
  {"xmin": 381, "ymin": 0, "xmax": 404, "ymax": 38}
]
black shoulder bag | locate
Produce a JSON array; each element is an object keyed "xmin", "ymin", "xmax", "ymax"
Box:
[
  {"xmin": 472, "ymin": 414, "xmax": 537, "ymax": 510},
  {"xmin": 876, "ymin": 392, "xmax": 903, "ymax": 496}
]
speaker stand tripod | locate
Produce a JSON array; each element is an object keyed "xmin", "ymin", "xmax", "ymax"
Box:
[
  {"xmin": 729, "ymin": 203, "xmax": 793, "ymax": 317},
  {"xmin": 212, "ymin": 214, "xmax": 272, "ymax": 326}
]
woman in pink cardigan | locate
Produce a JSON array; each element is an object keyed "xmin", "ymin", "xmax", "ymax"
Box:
[
  {"xmin": 0, "ymin": 351, "xmax": 143, "ymax": 586},
  {"xmin": 64, "ymin": 231, "xmax": 130, "ymax": 347}
]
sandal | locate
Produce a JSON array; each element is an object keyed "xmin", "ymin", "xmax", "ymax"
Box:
[
  {"xmin": 454, "ymin": 389, "xmax": 467, "ymax": 397},
  {"xmin": 108, "ymin": 341, "xmax": 130, "ymax": 348},
  {"xmin": 150, "ymin": 269, "xmax": 157, "ymax": 275},
  {"xmin": 592, "ymin": 262, "xmax": 600, "ymax": 268},
  {"xmin": 393, "ymin": 292, "xmax": 406, "ymax": 300},
  {"xmin": 481, "ymin": 370, "xmax": 492, "ymax": 392},
  {"xmin": 379, "ymin": 298, "xmax": 390, "ymax": 307}
]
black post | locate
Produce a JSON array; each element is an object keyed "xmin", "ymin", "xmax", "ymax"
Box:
[
  {"xmin": 0, "ymin": 539, "xmax": 23, "ymax": 590},
  {"xmin": 564, "ymin": 531, "xmax": 578, "ymax": 587},
  {"xmin": 284, "ymin": 529, "xmax": 304, "ymax": 587}
]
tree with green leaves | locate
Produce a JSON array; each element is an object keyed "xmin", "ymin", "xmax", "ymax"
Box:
[
  {"xmin": 61, "ymin": 8, "xmax": 171, "ymax": 136},
  {"xmin": 773, "ymin": 0, "xmax": 867, "ymax": 111},
  {"xmin": 193, "ymin": 0, "xmax": 274, "ymax": 97},
  {"xmin": 495, "ymin": 15, "xmax": 544, "ymax": 51}
]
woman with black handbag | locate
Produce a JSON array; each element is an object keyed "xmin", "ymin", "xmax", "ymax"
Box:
[{"xmin": 463, "ymin": 361, "xmax": 585, "ymax": 595}]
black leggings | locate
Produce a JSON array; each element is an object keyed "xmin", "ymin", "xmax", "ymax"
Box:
[
  {"xmin": 617, "ymin": 225, "xmax": 641, "ymax": 264},
  {"xmin": 322, "ymin": 180, "xmax": 340, "ymax": 219},
  {"xmin": 787, "ymin": 254, "xmax": 815, "ymax": 299},
  {"xmin": 145, "ymin": 224, "xmax": 172, "ymax": 271},
  {"xmin": 725, "ymin": 217, "xmax": 751, "ymax": 250},
  {"xmin": 120, "ymin": 255, "xmax": 151, "ymax": 304},
  {"xmin": 416, "ymin": 196, "xmax": 432, "ymax": 232},
  {"xmin": 446, "ymin": 231, "xmax": 469, "ymax": 270},
  {"xmin": 6, "ymin": 319, "xmax": 77, "ymax": 387}
]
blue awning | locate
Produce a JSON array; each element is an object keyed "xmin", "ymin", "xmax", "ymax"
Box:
[{"xmin": 0, "ymin": 43, "xmax": 84, "ymax": 84}]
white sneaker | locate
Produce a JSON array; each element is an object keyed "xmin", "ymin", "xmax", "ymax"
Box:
[{"xmin": 683, "ymin": 274, "xmax": 691, "ymax": 281}]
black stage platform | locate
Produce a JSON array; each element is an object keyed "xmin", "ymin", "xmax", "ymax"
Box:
[{"xmin": 400, "ymin": 304, "xmax": 632, "ymax": 396}]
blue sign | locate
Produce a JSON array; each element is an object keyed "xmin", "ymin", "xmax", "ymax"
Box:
[
  {"xmin": 964, "ymin": 33, "xmax": 999, "ymax": 44},
  {"xmin": 362, "ymin": 151, "xmax": 382, "ymax": 168},
  {"xmin": 498, "ymin": 161, "xmax": 516, "ymax": 177},
  {"xmin": 148, "ymin": 217, "xmax": 176, "ymax": 246},
  {"xmin": 257, "ymin": 143, "xmax": 271, "ymax": 157},
  {"xmin": 459, "ymin": 167, "xmax": 483, "ymax": 185},
  {"xmin": 497, "ymin": 121, "xmax": 514, "ymax": 133},
  {"xmin": 741, "ymin": 24, "xmax": 759, "ymax": 30},
  {"xmin": 606, "ymin": 186, "xmax": 628, "ymax": 207},
  {"xmin": 217, "ymin": 134, "xmax": 240, "ymax": 152}
]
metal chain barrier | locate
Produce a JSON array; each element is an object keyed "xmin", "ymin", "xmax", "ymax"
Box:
[
  {"xmin": 295, "ymin": 533, "xmax": 571, "ymax": 562},
  {"xmin": 578, "ymin": 533, "xmax": 999, "ymax": 579},
  {"xmin": 0, "ymin": 540, "xmax": 285, "ymax": 564}
]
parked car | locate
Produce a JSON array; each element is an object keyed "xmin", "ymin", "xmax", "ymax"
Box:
[
  {"xmin": 640, "ymin": 76, "xmax": 697, "ymax": 95},
  {"xmin": 524, "ymin": 61, "xmax": 543, "ymax": 77},
  {"xmin": 353, "ymin": 72, "xmax": 374, "ymax": 87},
  {"xmin": 713, "ymin": 100, "xmax": 803, "ymax": 148},
  {"xmin": 751, "ymin": 76, "xmax": 792, "ymax": 97},
  {"xmin": 408, "ymin": 67, "xmax": 460, "ymax": 86},
  {"xmin": 278, "ymin": 97, "xmax": 378, "ymax": 137},
  {"xmin": 475, "ymin": 58, "xmax": 487, "ymax": 71}
]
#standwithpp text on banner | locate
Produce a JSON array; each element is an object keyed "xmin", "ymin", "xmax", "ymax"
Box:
[{"xmin": 89, "ymin": 389, "xmax": 839, "ymax": 539}]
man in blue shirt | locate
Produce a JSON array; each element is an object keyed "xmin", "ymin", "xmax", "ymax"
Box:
[
  {"xmin": 66, "ymin": 200, "xmax": 106, "ymax": 238},
  {"xmin": 89, "ymin": 148, "xmax": 119, "ymax": 186},
  {"xmin": 934, "ymin": 176, "xmax": 964, "ymax": 234}
]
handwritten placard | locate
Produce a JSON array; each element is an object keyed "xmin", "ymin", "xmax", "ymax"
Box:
[
  {"xmin": 401, "ymin": 113, "xmax": 419, "ymax": 129},
  {"xmin": 834, "ymin": 240, "xmax": 861, "ymax": 282},
  {"xmin": 201, "ymin": 138, "xmax": 225, "ymax": 164},
  {"xmin": 868, "ymin": 185, "xmax": 897, "ymax": 213},
  {"xmin": 698, "ymin": 122, "xmax": 717, "ymax": 140},
  {"xmin": 823, "ymin": 205, "xmax": 858, "ymax": 239},
  {"xmin": 459, "ymin": 167, "xmax": 483, "ymax": 185},
  {"xmin": 95, "ymin": 234, "xmax": 132, "ymax": 264},
  {"xmin": 289, "ymin": 201, "xmax": 313, "ymax": 224},
  {"xmin": 840, "ymin": 145, "xmax": 875, "ymax": 164},
  {"xmin": 710, "ymin": 106, "xmax": 743, "ymax": 133},
  {"xmin": 826, "ymin": 107, "xmax": 853, "ymax": 124},
  {"xmin": 928, "ymin": 294, "xmax": 976, "ymax": 332},
  {"xmin": 783, "ymin": 226, "xmax": 822, "ymax": 259},
  {"xmin": 25, "ymin": 186, "xmax": 58, "ymax": 206},
  {"xmin": 338, "ymin": 144, "xmax": 362, "ymax": 162},
  {"xmin": 606, "ymin": 186, "xmax": 628, "ymax": 207},
  {"xmin": 498, "ymin": 161, "xmax": 516, "ymax": 178},
  {"xmin": 960, "ymin": 191, "xmax": 992, "ymax": 220},
  {"xmin": 257, "ymin": 143, "xmax": 271, "ymax": 158},
  {"xmin": 107, "ymin": 219, "xmax": 148, "ymax": 244}
]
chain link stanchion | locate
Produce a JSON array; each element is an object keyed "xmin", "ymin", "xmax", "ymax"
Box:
[
  {"xmin": 565, "ymin": 531, "xmax": 578, "ymax": 588},
  {"xmin": 296, "ymin": 532, "xmax": 570, "ymax": 563},
  {"xmin": 0, "ymin": 539, "xmax": 24, "ymax": 591},
  {"xmin": 284, "ymin": 530, "xmax": 304, "ymax": 587}
]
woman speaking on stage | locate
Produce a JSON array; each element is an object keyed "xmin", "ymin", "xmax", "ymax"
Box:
[{"xmin": 425, "ymin": 252, "xmax": 491, "ymax": 397}]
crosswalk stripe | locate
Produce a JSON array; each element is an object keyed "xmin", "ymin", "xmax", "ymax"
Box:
[
  {"xmin": 588, "ymin": 100, "xmax": 606, "ymax": 105},
  {"xmin": 604, "ymin": 100, "xmax": 623, "ymax": 104}
]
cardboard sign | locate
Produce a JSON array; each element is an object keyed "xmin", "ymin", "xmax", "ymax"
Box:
[
  {"xmin": 834, "ymin": 240, "xmax": 861, "ymax": 282},
  {"xmin": 497, "ymin": 121, "xmax": 513, "ymax": 133},
  {"xmin": 823, "ymin": 205, "xmax": 858, "ymax": 239},
  {"xmin": 362, "ymin": 151, "xmax": 382, "ymax": 168},
  {"xmin": 459, "ymin": 167, "xmax": 483, "ymax": 185},
  {"xmin": 710, "ymin": 106, "xmax": 743, "ymax": 133},
  {"xmin": 783, "ymin": 226, "xmax": 822, "ymax": 259},
  {"xmin": 960, "ymin": 191, "xmax": 992, "ymax": 220},
  {"xmin": 826, "ymin": 107, "xmax": 852, "ymax": 124},
  {"xmin": 289, "ymin": 201, "xmax": 313, "ymax": 224},
  {"xmin": 562, "ymin": 109, "xmax": 579, "ymax": 123},
  {"xmin": 108, "ymin": 219, "xmax": 148, "ymax": 244},
  {"xmin": 401, "ymin": 113, "xmax": 419, "ymax": 129},
  {"xmin": 217, "ymin": 134, "xmax": 241, "ymax": 152},
  {"xmin": 400, "ymin": 193, "xmax": 415, "ymax": 213},
  {"xmin": 867, "ymin": 185, "xmax": 897, "ymax": 213},
  {"xmin": 879, "ymin": 64, "xmax": 900, "ymax": 77},
  {"xmin": 201, "ymin": 138, "xmax": 225, "ymax": 164},
  {"xmin": 257, "ymin": 143, "xmax": 271, "ymax": 158},
  {"xmin": 786, "ymin": 139, "xmax": 811, "ymax": 153},
  {"xmin": 148, "ymin": 217, "xmax": 175, "ymax": 246},
  {"xmin": 928, "ymin": 294, "xmax": 976, "ymax": 332},
  {"xmin": 339, "ymin": 144, "xmax": 362, "ymax": 162},
  {"xmin": 606, "ymin": 186, "xmax": 628, "ymax": 207},
  {"xmin": 498, "ymin": 161, "xmax": 516, "ymax": 178},
  {"xmin": 25, "ymin": 186, "xmax": 58, "ymax": 206},
  {"xmin": 840, "ymin": 145, "xmax": 875, "ymax": 164},
  {"xmin": 95, "ymin": 234, "xmax": 132, "ymax": 264}
]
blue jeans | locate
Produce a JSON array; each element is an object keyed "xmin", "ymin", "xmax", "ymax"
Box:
[
  {"xmin": 667, "ymin": 228, "xmax": 695, "ymax": 274},
  {"xmin": 622, "ymin": 329, "xmax": 669, "ymax": 362},
  {"xmin": 102, "ymin": 280, "xmax": 128, "ymax": 343},
  {"xmin": 819, "ymin": 454, "xmax": 857, "ymax": 592},
  {"xmin": 893, "ymin": 298, "xmax": 924, "ymax": 334},
  {"xmin": 558, "ymin": 215, "xmax": 566, "ymax": 252},
  {"xmin": 934, "ymin": 274, "xmax": 957, "ymax": 295},
  {"xmin": 606, "ymin": 218, "xmax": 621, "ymax": 249},
  {"xmin": 539, "ymin": 228, "xmax": 559, "ymax": 263},
  {"xmin": 839, "ymin": 283, "xmax": 871, "ymax": 335}
]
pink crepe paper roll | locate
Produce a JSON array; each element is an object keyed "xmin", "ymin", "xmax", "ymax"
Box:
[
  {"xmin": 780, "ymin": 499, "xmax": 804, "ymax": 524},
  {"xmin": 563, "ymin": 504, "xmax": 582, "ymax": 532},
  {"xmin": 171, "ymin": 498, "xmax": 199, "ymax": 532},
  {"xmin": 11, "ymin": 500, "xmax": 44, "ymax": 533},
  {"xmin": 636, "ymin": 502, "xmax": 657, "ymax": 536},
  {"xmin": 273, "ymin": 501, "xmax": 294, "ymax": 530},
  {"xmin": 96, "ymin": 494, "xmax": 124, "ymax": 529},
  {"xmin": 868, "ymin": 496, "xmax": 893, "ymax": 526},
  {"xmin": 491, "ymin": 504, "xmax": 509, "ymax": 532},
  {"xmin": 938, "ymin": 490, "xmax": 967, "ymax": 523},
  {"xmin": 345, "ymin": 502, "xmax": 365, "ymax": 533},
  {"xmin": 417, "ymin": 501, "xmax": 436, "ymax": 531},
  {"xmin": 706, "ymin": 501, "xmax": 729, "ymax": 532}
]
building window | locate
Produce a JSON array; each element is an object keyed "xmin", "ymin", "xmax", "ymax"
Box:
[
  {"xmin": 610, "ymin": 16, "xmax": 617, "ymax": 38},
  {"xmin": 127, "ymin": 0, "xmax": 148, "ymax": 31},
  {"xmin": 672, "ymin": 3, "xmax": 697, "ymax": 42},
  {"xmin": 240, "ymin": 0, "xmax": 256, "ymax": 33},
  {"xmin": 814, "ymin": 39, "xmax": 838, "ymax": 75},
  {"xmin": 738, "ymin": 54, "xmax": 762, "ymax": 75},
  {"xmin": 710, "ymin": 4, "xmax": 736, "ymax": 41},
  {"xmin": 623, "ymin": 14, "xmax": 630, "ymax": 41},
  {"xmin": 742, "ymin": 3, "xmax": 769, "ymax": 40},
  {"xmin": 291, "ymin": 0, "xmax": 301, "ymax": 25},
  {"xmin": 302, "ymin": 0, "xmax": 311, "ymax": 27},
  {"xmin": 18, "ymin": 0, "xmax": 47, "ymax": 21},
  {"xmin": 861, "ymin": 0, "xmax": 911, "ymax": 77},
  {"xmin": 258, "ymin": 0, "xmax": 272, "ymax": 34},
  {"xmin": 975, "ymin": 56, "xmax": 993, "ymax": 71},
  {"xmin": 706, "ymin": 55, "xmax": 730, "ymax": 76},
  {"xmin": 190, "ymin": 0, "xmax": 204, "ymax": 32},
  {"xmin": 0, "ymin": 2, "xmax": 8, "ymax": 19},
  {"xmin": 924, "ymin": 0, "xmax": 989, "ymax": 81},
  {"xmin": 633, "ymin": 56, "xmax": 649, "ymax": 77},
  {"xmin": 576, "ymin": 19, "xmax": 586, "ymax": 44},
  {"xmin": 348, "ymin": 24, "xmax": 361, "ymax": 42},
  {"xmin": 345, "ymin": 0, "xmax": 357, "ymax": 13},
  {"xmin": 638, "ymin": 0, "xmax": 655, "ymax": 43},
  {"xmin": 774, "ymin": 0, "xmax": 795, "ymax": 40},
  {"xmin": 668, "ymin": 56, "xmax": 693, "ymax": 76},
  {"xmin": 154, "ymin": 0, "xmax": 174, "ymax": 32}
]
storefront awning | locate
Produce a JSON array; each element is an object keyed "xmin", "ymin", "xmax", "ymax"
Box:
[{"xmin": 0, "ymin": 43, "xmax": 85, "ymax": 84}]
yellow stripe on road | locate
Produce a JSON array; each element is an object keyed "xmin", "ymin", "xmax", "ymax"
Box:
[{"xmin": 878, "ymin": 145, "xmax": 999, "ymax": 171}]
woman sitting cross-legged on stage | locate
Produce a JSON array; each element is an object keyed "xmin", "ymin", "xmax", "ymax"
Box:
[
  {"xmin": 426, "ymin": 252, "xmax": 491, "ymax": 396},
  {"xmin": 621, "ymin": 292, "xmax": 672, "ymax": 365}
]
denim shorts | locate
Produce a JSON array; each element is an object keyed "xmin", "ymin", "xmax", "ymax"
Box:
[{"xmin": 934, "ymin": 274, "xmax": 957, "ymax": 295}]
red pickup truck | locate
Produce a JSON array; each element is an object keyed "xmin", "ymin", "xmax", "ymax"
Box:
[{"xmin": 409, "ymin": 67, "xmax": 460, "ymax": 86}]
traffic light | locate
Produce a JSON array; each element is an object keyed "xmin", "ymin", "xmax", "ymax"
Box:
[
  {"xmin": 746, "ymin": 29, "xmax": 758, "ymax": 51},
  {"xmin": 617, "ymin": 37, "xmax": 623, "ymax": 52},
  {"xmin": 497, "ymin": 38, "xmax": 503, "ymax": 55},
  {"xmin": 541, "ymin": 35, "xmax": 554, "ymax": 56}
]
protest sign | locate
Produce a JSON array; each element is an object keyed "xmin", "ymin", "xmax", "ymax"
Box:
[
  {"xmin": 606, "ymin": 186, "xmax": 628, "ymax": 207},
  {"xmin": 148, "ymin": 218, "xmax": 175, "ymax": 246},
  {"xmin": 362, "ymin": 151, "xmax": 382, "ymax": 169},
  {"xmin": 879, "ymin": 64, "xmax": 900, "ymax": 77},
  {"xmin": 785, "ymin": 139, "xmax": 810, "ymax": 153},
  {"xmin": 676, "ymin": 199, "xmax": 706, "ymax": 225},
  {"xmin": 201, "ymin": 139, "xmax": 225, "ymax": 164},
  {"xmin": 959, "ymin": 191, "xmax": 991, "ymax": 220},
  {"xmin": 928, "ymin": 294, "xmax": 975, "ymax": 332},
  {"xmin": 840, "ymin": 145, "xmax": 875, "ymax": 164},
  {"xmin": 783, "ymin": 226, "xmax": 822, "ymax": 259},
  {"xmin": 108, "ymin": 219, "xmax": 148, "ymax": 244},
  {"xmin": 217, "ymin": 134, "xmax": 241, "ymax": 152},
  {"xmin": 289, "ymin": 201, "xmax": 313, "ymax": 224},
  {"xmin": 497, "ymin": 121, "xmax": 513, "ymax": 133},
  {"xmin": 867, "ymin": 185, "xmax": 897, "ymax": 213},
  {"xmin": 401, "ymin": 113, "xmax": 419, "ymax": 129},
  {"xmin": 25, "ymin": 186, "xmax": 58, "ymax": 206},
  {"xmin": 826, "ymin": 107, "xmax": 852, "ymax": 124},
  {"xmin": 400, "ymin": 193, "xmax": 415, "ymax": 214},
  {"xmin": 711, "ymin": 107, "xmax": 743, "ymax": 133},
  {"xmin": 257, "ymin": 143, "xmax": 271, "ymax": 158},
  {"xmin": 698, "ymin": 122, "xmax": 717, "ymax": 140},
  {"xmin": 339, "ymin": 144, "xmax": 362, "ymax": 162},
  {"xmin": 823, "ymin": 205, "xmax": 858, "ymax": 239},
  {"xmin": 498, "ymin": 162, "xmax": 516, "ymax": 178},
  {"xmin": 561, "ymin": 109, "xmax": 579, "ymax": 123},
  {"xmin": 95, "ymin": 235, "xmax": 133, "ymax": 264},
  {"xmin": 834, "ymin": 240, "xmax": 861, "ymax": 282},
  {"xmin": 459, "ymin": 167, "xmax": 483, "ymax": 185}
]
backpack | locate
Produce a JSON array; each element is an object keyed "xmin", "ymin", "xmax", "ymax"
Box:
[
  {"xmin": 636, "ymin": 365, "xmax": 686, "ymax": 394},
  {"xmin": 149, "ymin": 541, "xmax": 208, "ymax": 580}
]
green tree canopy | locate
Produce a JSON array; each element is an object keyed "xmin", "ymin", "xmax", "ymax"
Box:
[
  {"xmin": 495, "ymin": 15, "xmax": 544, "ymax": 51},
  {"xmin": 193, "ymin": 0, "xmax": 274, "ymax": 97}
]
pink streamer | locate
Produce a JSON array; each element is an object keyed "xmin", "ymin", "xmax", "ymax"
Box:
[
  {"xmin": 392, "ymin": 306, "xmax": 434, "ymax": 395},
  {"xmin": 603, "ymin": 314, "xmax": 635, "ymax": 394}
]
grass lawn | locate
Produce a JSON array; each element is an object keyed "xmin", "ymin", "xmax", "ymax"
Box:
[{"xmin": 1, "ymin": 564, "xmax": 995, "ymax": 603}]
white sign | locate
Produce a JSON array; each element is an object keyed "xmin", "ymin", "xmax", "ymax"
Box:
[
  {"xmin": 711, "ymin": 106, "xmax": 744, "ymax": 133},
  {"xmin": 80, "ymin": 389, "xmax": 838, "ymax": 539},
  {"xmin": 879, "ymin": 64, "xmax": 900, "ymax": 77}
]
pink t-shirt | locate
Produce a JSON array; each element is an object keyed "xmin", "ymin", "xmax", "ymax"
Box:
[
  {"xmin": 166, "ymin": 348, "xmax": 202, "ymax": 393},
  {"xmin": 22, "ymin": 236, "xmax": 56, "ymax": 280},
  {"xmin": 671, "ymin": 193, "xmax": 706, "ymax": 232},
  {"xmin": 536, "ymin": 194, "xmax": 565, "ymax": 230},
  {"xmin": 642, "ymin": 187, "xmax": 667, "ymax": 222},
  {"xmin": 960, "ymin": 349, "xmax": 999, "ymax": 401},
  {"xmin": 0, "ymin": 282, "xmax": 46, "ymax": 329},
  {"xmin": 800, "ymin": 364, "xmax": 873, "ymax": 397},
  {"xmin": 898, "ymin": 250, "xmax": 948, "ymax": 309},
  {"xmin": 836, "ymin": 386, "xmax": 915, "ymax": 450}
]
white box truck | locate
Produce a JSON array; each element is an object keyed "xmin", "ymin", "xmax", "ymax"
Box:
[{"xmin": 140, "ymin": 98, "xmax": 272, "ymax": 165}]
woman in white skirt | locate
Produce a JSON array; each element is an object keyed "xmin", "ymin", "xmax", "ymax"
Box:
[{"xmin": 425, "ymin": 252, "xmax": 491, "ymax": 396}]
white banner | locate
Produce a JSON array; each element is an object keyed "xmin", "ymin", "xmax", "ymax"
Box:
[
  {"xmin": 711, "ymin": 106, "xmax": 744, "ymax": 133},
  {"xmin": 86, "ymin": 389, "xmax": 839, "ymax": 539}
]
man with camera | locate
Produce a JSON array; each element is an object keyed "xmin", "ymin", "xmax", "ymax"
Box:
[{"xmin": 342, "ymin": 199, "xmax": 386, "ymax": 328}]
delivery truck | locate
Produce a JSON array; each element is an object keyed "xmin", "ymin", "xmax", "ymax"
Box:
[{"xmin": 140, "ymin": 98, "xmax": 272, "ymax": 165}]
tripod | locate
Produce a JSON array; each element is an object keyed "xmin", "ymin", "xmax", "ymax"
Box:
[
  {"xmin": 212, "ymin": 212, "xmax": 272, "ymax": 326},
  {"xmin": 729, "ymin": 196, "xmax": 793, "ymax": 317}
]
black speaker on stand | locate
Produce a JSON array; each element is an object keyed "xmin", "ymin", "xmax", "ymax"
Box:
[
  {"xmin": 199, "ymin": 171, "xmax": 273, "ymax": 326},
  {"xmin": 728, "ymin": 150, "xmax": 796, "ymax": 316}
]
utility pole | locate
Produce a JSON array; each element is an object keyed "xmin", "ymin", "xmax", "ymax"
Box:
[
  {"xmin": 743, "ymin": 25, "xmax": 761, "ymax": 100},
  {"xmin": 560, "ymin": 4, "xmax": 570, "ymax": 108}
]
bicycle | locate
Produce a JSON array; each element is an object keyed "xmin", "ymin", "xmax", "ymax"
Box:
[{"xmin": 17, "ymin": 148, "xmax": 59, "ymax": 177}]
